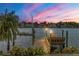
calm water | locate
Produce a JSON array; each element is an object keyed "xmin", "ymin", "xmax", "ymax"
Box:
[{"xmin": 0, "ymin": 28, "xmax": 79, "ymax": 53}]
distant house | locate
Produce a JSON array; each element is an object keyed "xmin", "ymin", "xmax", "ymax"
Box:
[{"xmin": 19, "ymin": 21, "xmax": 26, "ymax": 27}]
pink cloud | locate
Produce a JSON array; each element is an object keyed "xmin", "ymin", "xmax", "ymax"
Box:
[
  {"xmin": 23, "ymin": 3, "xmax": 42, "ymax": 17},
  {"xmin": 63, "ymin": 17, "xmax": 79, "ymax": 23},
  {"xmin": 34, "ymin": 4, "xmax": 65, "ymax": 19},
  {"xmin": 27, "ymin": 4, "xmax": 79, "ymax": 23}
]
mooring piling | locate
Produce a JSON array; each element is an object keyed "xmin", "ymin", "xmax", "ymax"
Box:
[{"xmin": 66, "ymin": 30, "xmax": 68, "ymax": 47}]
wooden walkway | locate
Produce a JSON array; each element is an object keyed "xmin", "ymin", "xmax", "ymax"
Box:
[{"xmin": 34, "ymin": 38, "xmax": 50, "ymax": 54}]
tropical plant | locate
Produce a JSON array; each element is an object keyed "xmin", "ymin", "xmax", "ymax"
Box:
[
  {"xmin": 27, "ymin": 47, "xmax": 46, "ymax": 56},
  {"xmin": 0, "ymin": 9, "xmax": 19, "ymax": 51},
  {"xmin": 0, "ymin": 51, "xmax": 3, "ymax": 55},
  {"xmin": 9, "ymin": 47, "xmax": 46, "ymax": 56},
  {"xmin": 9, "ymin": 47, "xmax": 27, "ymax": 56}
]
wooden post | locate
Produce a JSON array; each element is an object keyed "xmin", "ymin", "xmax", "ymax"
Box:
[
  {"xmin": 66, "ymin": 30, "xmax": 68, "ymax": 47},
  {"xmin": 62, "ymin": 30, "xmax": 64, "ymax": 37},
  {"xmin": 61, "ymin": 30, "xmax": 65, "ymax": 50},
  {"xmin": 32, "ymin": 28, "xmax": 35, "ymax": 45},
  {"xmin": 31, "ymin": 15, "xmax": 35, "ymax": 45}
]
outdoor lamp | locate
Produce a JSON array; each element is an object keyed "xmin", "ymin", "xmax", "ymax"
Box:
[
  {"xmin": 49, "ymin": 29, "xmax": 53, "ymax": 38},
  {"xmin": 45, "ymin": 28, "xmax": 48, "ymax": 32},
  {"xmin": 49, "ymin": 29, "xmax": 53, "ymax": 42},
  {"xmin": 49, "ymin": 29, "xmax": 53, "ymax": 34},
  {"xmin": 45, "ymin": 28, "xmax": 49, "ymax": 39}
]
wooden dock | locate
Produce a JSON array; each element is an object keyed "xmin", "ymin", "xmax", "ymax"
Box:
[
  {"xmin": 50, "ymin": 37, "xmax": 65, "ymax": 45},
  {"xmin": 17, "ymin": 32, "xmax": 32, "ymax": 36},
  {"xmin": 48, "ymin": 37, "xmax": 65, "ymax": 53}
]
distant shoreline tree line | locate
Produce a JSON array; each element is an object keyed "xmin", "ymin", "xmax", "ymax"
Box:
[{"xmin": 19, "ymin": 21, "xmax": 79, "ymax": 28}]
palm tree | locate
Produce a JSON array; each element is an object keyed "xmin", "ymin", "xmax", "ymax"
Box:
[{"xmin": 0, "ymin": 9, "xmax": 19, "ymax": 51}]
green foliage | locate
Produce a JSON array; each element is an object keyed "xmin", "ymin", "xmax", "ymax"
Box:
[
  {"xmin": 9, "ymin": 47, "xmax": 27, "ymax": 56},
  {"xmin": 54, "ymin": 47, "xmax": 61, "ymax": 54},
  {"xmin": 27, "ymin": 48, "xmax": 46, "ymax": 56},
  {"xmin": 0, "ymin": 9, "xmax": 19, "ymax": 51},
  {"xmin": 34, "ymin": 48, "xmax": 45, "ymax": 55},
  {"xmin": 0, "ymin": 9, "xmax": 19, "ymax": 40},
  {"xmin": 0, "ymin": 51, "xmax": 3, "ymax": 55},
  {"xmin": 9, "ymin": 47, "xmax": 46, "ymax": 56}
]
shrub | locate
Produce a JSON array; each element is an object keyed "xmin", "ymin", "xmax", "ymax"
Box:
[
  {"xmin": 0, "ymin": 51, "xmax": 3, "ymax": 55},
  {"xmin": 32, "ymin": 48, "xmax": 46, "ymax": 55},
  {"xmin": 54, "ymin": 49, "xmax": 60, "ymax": 54},
  {"xmin": 26, "ymin": 48, "xmax": 46, "ymax": 56},
  {"xmin": 9, "ymin": 47, "xmax": 27, "ymax": 56},
  {"xmin": 9, "ymin": 47, "xmax": 46, "ymax": 56},
  {"xmin": 62, "ymin": 47, "xmax": 77, "ymax": 54}
]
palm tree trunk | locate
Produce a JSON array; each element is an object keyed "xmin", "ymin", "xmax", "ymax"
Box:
[
  {"xmin": 7, "ymin": 39, "xmax": 10, "ymax": 51},
  {"xmin": 13, "ymin": 39, "xmax": 15, "ymax": 47}
]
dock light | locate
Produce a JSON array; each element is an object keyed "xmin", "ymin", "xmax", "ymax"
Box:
[
  {"xmin": 45, "ymin": 28, "xmax": 49, "ymax": 32},
  {"xmin": 44, "ymin": 28, "xmax": 49, "ymax": 39},
  {"xmin": 49, "ymin": 29, "xmax": 53, "ymax": 42},
  {"xmin": 49, "ymin": 29, "xmax": 53, "ymax": 38},
  {"xmin": 49, "ymin": 29, "xmax": 53, "ymax": 34}
]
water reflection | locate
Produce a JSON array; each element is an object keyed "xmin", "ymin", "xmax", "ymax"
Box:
[{"xmin": 0, "ymin": 28, "xmax": 79, "ymax": 53}]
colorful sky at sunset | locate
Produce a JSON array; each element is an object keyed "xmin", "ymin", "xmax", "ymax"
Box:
[{"xmin": 0, "ymin": 3, "xmax": 79, "ymax": 23}]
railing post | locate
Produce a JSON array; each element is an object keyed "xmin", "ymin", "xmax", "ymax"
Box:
[
  {"xmin": 61, "ymin": 30, "xmax": 65, "ymax": 49},
  {"xmin": 66, "ymin": 30, "xmax": 68, "ymax": 47}
]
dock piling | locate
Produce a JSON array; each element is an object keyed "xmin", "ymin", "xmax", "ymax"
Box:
[{"xmin": 66, "ymin": 30, "xmax": 68, "ymax": 47}]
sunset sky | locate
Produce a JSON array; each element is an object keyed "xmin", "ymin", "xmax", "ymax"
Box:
[{"xmin": 0, "ymin": 3, "xmax": 79, "ymax": 23}]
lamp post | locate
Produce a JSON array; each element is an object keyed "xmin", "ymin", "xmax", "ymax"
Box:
[
  {"xmin": 45, "ymin": 28, "xmax": 48, "ymax": 36},
  {"xmin": 49, "ymin": 29, "xmax": 53, "ymax": 43},
  {"xmin": 45, "ymin": 28, "xmax": 49, "ymax": 39},
  {"xmin": 49, "ymin": 30, "xmax": 53, "ymax": 36},
  {"xmin": 49, "ymin": 29, "xmax": 53, "ymax": 53}
]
